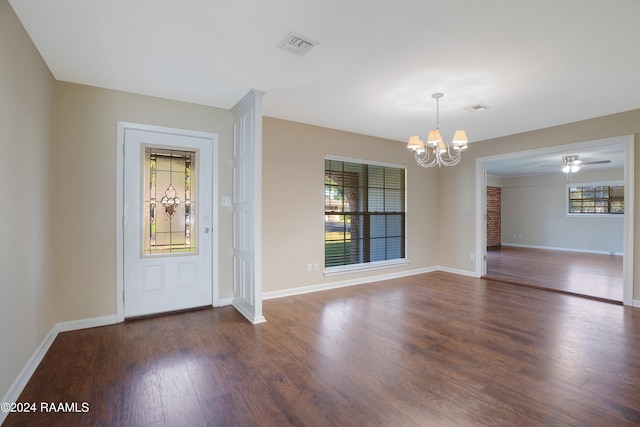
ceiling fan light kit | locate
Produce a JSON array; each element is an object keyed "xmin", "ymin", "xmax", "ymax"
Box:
[
  {"xmin": 562, "ymin": 155, "xmax": 581, "ymax": 172},
  {"xmin": 562, "ymin": 155, "xmax": 582, "ymax": 180},
  {"xmin": 560, "ymin": 154, "xmax": 612, "ymax": 180},
  {"xmin": 407, "ymin": 93, "xmax": 470, "ymax": 168},
  {"xmin": 539, "ymin": 155, "xmax": 612, "ymax": 179}
]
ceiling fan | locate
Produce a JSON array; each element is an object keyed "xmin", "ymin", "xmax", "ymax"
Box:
[{"xmin": 539, "ymin": 155, "xmax": 611, "ymax": 179}]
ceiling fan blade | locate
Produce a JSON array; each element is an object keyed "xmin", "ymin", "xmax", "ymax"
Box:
[
  {"xmin": 538, "ymin": 164, "xmax": 559, "ymax": 168},
  {"xmin": 581, "ymin": 160, "xmax": 611, "ymax": 165}
]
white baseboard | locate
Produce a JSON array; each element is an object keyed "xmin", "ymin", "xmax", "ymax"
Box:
[
  {"xmin": 0, "ymin": 326, "xmax": 57, "ymax": 425},
  {"xmin": 0, "ymin": 314, "xmax": 117, "ymax": 425},
  {"xmin": 634, "ymin": 299, "xmax": 640, "ymax": 308},
  {"xmin": 263, "ymin": 266, "xmax": 438, "ymax": 300},
  {"xmin": 56, "ymin": 315, "xmax": 117, "ymax": 333},
  {"xmin": 436, "ymin": 266, "xmax": 478, "ymax": 278},
  {"xmin": 501, "ymin": 243, "xmax": 623, "ymax": 256}
]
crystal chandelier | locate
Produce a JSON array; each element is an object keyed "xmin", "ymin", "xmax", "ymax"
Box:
[{"xmin": 407, "ymin": 93, "xmax": 470, "ymax": 167}]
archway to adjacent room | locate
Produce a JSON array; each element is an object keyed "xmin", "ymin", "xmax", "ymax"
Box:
[{"xmin": 475, "ymin": 137, "xmax": 634, "ymax": 305}]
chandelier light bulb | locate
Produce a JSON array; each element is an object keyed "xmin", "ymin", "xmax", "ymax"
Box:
[
  {"xmin": 407, "ymin": 135, "xmax": 423, "ymax": 150},
  {"xmin": 427, "ymin": 129, "xmax": 443, "ymax": 146},
  {"xmin": 452, "ymin": 130, "xmax": 469, "ymax": 150}
]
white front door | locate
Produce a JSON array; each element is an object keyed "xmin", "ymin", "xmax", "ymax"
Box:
[{"xmin": 123, "ymin": 127, "xmax": 214, "ymax": 318}]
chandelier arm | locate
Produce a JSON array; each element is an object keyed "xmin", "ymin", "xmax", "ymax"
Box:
[
  {"xmin": 443, "ymin": 144, "xmax": 464, "ymax": 165},
  {"xmin": 412, "ymin": 141, "xmax": 466, "ymax": 168},
  {"xmin": 413, "ymin": 149, "xmax": 439, "ymax": 168},
  {"xmin": 438, "ymin": 152, "xmax": 462, "ymax": 167},
  {"xmin": 437, "ymin": 148, "xmax": 462, "ymax": 166}
]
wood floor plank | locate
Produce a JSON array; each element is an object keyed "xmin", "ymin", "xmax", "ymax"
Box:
[
  {"xmin": 4, "ymin": 271, "xmax": 640, "ymax": 426},
  {"xmin": 486, "ymin": 246, "xmax": 623, "ymax": 302}
]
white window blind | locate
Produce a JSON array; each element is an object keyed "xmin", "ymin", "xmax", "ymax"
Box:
[{"xmin": 325, "ymin": 158, "xmax": 406, "ymax": 268}]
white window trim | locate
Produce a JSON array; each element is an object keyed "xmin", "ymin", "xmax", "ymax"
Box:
[
  {"xmin": 324, "ymin": 259, "xmax": 410, "ymax": 277},
  {"xmin": 325, "ymin": 154, "xmax": 407, "ymax": 170},
  {"xmin": 324, "ymin": 155, "xmax": 408, "ymax": 271}
]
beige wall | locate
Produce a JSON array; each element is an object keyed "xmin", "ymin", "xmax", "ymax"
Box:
[
  {"xmin": 52, "ymin": 82, "xmax": 235, "ymax": 321},
  {"xmin": 486, "ymin": 175, "xmax": 503, "ymax": 188},
  {"xmin": 438, "ymin": 110, "xmax": 640, "ymax": 299},
  {"xmin": 501, "ymin": 169, "xmax": 624, "ymax": 252},
  {"xmin": 262, "ymin": 117, "xmax": 439, "ymax": 293},
  {"xmin": 0, "ymin": 0, "xmax": 55, "ymax": 401}
]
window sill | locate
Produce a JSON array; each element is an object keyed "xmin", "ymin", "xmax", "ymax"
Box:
[
  {"xmin": 324, "ymin": 259, "xmax": 409, "ymax": 277},
  {"xmin": 566, "ymin": 213, "xmax": 624, "ymax": 218}
]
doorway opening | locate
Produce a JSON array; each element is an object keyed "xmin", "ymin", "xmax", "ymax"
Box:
[{"xmin": 475, "ymin": 137, "xmax": 634, "ymax": 306}]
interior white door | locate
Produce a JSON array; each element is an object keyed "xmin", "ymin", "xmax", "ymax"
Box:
[{"xmin": 123, "ymin": 128, "xmax": 213, "ymax": 318}]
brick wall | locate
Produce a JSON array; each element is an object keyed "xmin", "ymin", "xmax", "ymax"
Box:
[{"xmin": 487, "ymin": 186, "xmax": 501, "ymax": 247}]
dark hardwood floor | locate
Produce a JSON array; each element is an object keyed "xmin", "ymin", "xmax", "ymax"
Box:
[
  {"xmin": 485, "ymin": 246, "xmax": 623, "ymax": 303},
  {"xmin": 4, "ymin": 272, "xmax": 640, "ymax": 426}
]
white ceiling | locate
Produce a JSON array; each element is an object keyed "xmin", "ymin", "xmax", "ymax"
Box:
[
  {"xmin": 484, "ymin": 139, "xmax": 626, "ymax": 178},
  {"xmin": 9, "ymin": 0, "xmax": 640, "ymax": 145}
]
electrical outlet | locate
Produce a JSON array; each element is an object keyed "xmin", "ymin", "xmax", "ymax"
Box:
[
  {"xmin": 470, "ymin": 253, "xmax": 475, "ymax": 261},
  {"xmin": 314, "ymin": 263, "xmax": 319, "ymax": 272},
  {"xmin": 307, "ymin": 263, "xmax": 312, "ymax": 272}
]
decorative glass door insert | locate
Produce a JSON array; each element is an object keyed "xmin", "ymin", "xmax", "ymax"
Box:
[{"xmin": 143, "ymin": 147, "xmax": 197, "ymax": 255}]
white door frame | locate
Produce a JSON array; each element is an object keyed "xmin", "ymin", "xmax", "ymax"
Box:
[
  {"xmin": 475, "ymin": 136, "xmax": 634, "ymax": 306},
  {"xmin": 116, "ymin": 122, "xmax": 219, "ymax": 322}
]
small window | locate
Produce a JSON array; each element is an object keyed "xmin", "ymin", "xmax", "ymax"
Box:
[
  {"xmin": 568, "ymin": 182, "xmax": 624, "ymax": 215},
  {"xmin": 325, "ymin": 158, "xmax": 406, "ymax": 269}
]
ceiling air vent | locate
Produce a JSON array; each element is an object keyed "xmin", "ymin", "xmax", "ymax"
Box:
[
  {"xmin": 279, "ymin": 32, "xmax": 318, "ymax": 56},
  {"xmin": 464, "ymin": 103, "xmax": 490, "ymax": 113}
]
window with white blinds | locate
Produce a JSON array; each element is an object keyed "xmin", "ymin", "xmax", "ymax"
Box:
[{"xmin": 325, "ymin": 158, "xmax": 406, "ymax": 268}]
